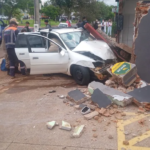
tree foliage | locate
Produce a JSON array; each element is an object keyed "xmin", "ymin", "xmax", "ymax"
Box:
[{"xmin": 40, "ymin": 5, "xmax": 60, "ymax": 20}]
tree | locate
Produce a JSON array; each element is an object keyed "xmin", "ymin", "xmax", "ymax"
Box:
[
  {"xmin": 40, "ymin": 5, "xmax": 60, "ymax": 20},
  {"xmin": 0, "ymin": 0, "xmax": 31, "ymax": 20}
]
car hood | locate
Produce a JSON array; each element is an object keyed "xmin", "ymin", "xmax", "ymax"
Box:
[{"xmin": 72, "ymin": 40, "xmax": 116, "ymax": 60}]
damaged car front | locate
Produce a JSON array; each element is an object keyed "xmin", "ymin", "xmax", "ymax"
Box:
[{"xmin": 60, "ymin": 30, "xmax": 117, "ymax": 81}]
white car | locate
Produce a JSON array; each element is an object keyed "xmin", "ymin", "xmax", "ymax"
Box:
[
  {"xmin": 58, "ymin": 23, "xmax": 68, "ymax": 28},
  {"xmin": 15, "ymin": 28, "xmax": 116, "ymax": 85}
]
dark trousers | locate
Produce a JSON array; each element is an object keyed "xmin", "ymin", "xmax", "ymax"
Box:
[{"xmin": 7, "ymin": 48, "xmax": 18, "ymax": 77}]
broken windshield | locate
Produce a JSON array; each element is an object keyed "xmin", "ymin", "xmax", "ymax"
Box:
[{"xmin": 60, "ymin": 31, "xmax": 95, "ymax": 50}]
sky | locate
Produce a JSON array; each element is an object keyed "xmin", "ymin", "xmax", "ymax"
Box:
[{"xmin": 41, "ymin": 0, "xmax": 117, "ymax": 6}]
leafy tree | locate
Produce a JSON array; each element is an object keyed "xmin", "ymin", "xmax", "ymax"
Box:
[{"xmin": 40, "ymin": 5, "xmax": 60, "ymax": 20}]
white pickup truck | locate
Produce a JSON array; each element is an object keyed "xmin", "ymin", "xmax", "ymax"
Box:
[{"xmin": 15, "ymin": 28, "xmax": 116, "ymax": 85}]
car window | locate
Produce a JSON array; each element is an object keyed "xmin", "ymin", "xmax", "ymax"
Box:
[
  {"xmin": 27, "ymin": 35, "xmax": 45, "ymax": 48},
  {"xmin": 59, "ymin": 24, "xmax": 67, "ymax": 28},
  {"xmin": 27, "ymin": 35, "xmax": 60, "ymax": 53},
  {"xmin": 60, "ymin": 31, "xmax": 95, "ymax": 50},
  {"xmin": 16, "ymin": 34, "xmax": 28, "ymax": 48}
]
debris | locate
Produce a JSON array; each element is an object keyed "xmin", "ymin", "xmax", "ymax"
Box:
[
  {"xmin": 79, "ymin": 104, "xmax": 87, "ymax": 109},
  {"xmin": 138, "ymin": 119, "xmax": 145, "ymax": 125},
  {"xmin": 46, "ymin": 121, "xmax": 56, "ymax": 130},
  {"xmin": 67, "ymin": 89, "xmax": 87, "ymax": 104},
  {"xmin": 86, "ymin": 104, "xmax": 97, "ymax": 110},
  {"xmin": 70, "ymin": 103, "xmax": 75, "ymax": 107},
  {"xmin": 111, "ymin": 62, "xmax": 137, "ymax": 86},
  {"xmin": 128, "ymin": 86, "xmax": 150, "ymax": 110},
  {"xmin": 99, "ymin": 108, "xmax": 107, "ymax": 115},
  {"xmin": 74, "ymin": 105, "xmax": 80, "ymax": 109},
  {"xmin": 72, "ymin": 125, "xmax": 85, "ymax": 138},
  {"xmin": 49, "ymin": 90, "xmax": 56, "ymax": 93},
  {"xmin": 105, "ymin": 80, "xmax": 115, "ymax": 86},
  {"xmin": 112, "ymin": 104, "xmax": 118, "ymax": 108},
  {"xmin": 94, "ymin": 116, "xmax": 99, "ymax": 120},
  {"xmin": 93, "ymin": 133, "xmax": 98, "ymax": 138},
  {"xmin": 123, "ymin": 141, "xmax": 129, "ymax": 145},
  {"xmin": 84, "ymin": 111, "xmax": 99, "ymax": 120},
  {"xmin": 88, "ymin": 81, "xmax": 133, "ymax": 107},
  {"xmin": 58, "ymin": 95, "xmax": 65, "ymax": 99},
  {"xmin": 81, "ymin": 106, "xmax": 91, "ymax": 115},
  {"xmin": 108, "ymin": 135, "xmax": 113, "ymax": 139},
  {"xmin": 91, "ymin": 88, "xmax": 112, "ymax": 108},
  {"xmin": 92, "ymin": 128, "xmax": 97, "ymax": 132},
  {"xmin": 60, "ymin": 121, "xmax": 71, "ymax": 131}
]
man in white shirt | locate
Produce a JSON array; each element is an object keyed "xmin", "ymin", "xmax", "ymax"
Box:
[{"xmin": 107, "ymin": 19, "xmax": 112, "ymax": 37}]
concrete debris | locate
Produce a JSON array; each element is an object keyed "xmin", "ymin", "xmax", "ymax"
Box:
[
  {"xmin": 46, "ymin": 121, "xmax": 56, "ymax": 130},
  {"xmin": 108, "ymin": 135, "xmax": 113, "ymax": 139},
  {"xmin": 91, "ymin": 88, "xmax": 112, "ymax": 108},
  {"xmin": 81, "ymin": 106, "xmax": 91, "ymax": 115},
  {"xmin": 74, "ymin": 105, "xmax": 80, "ymax": 109},
  {"xmin": 67, "ymin": 89, "xmax": 87, "ymax": 104},
  {"xmin": 93, "ymin": 133, "xmax": 98, "ymax": 138},
  {"xmin": 94, "ymin": 116, "xmax": 99, "ymax": 120},
  {"xmin": 88, "ymin": 81, "xmax": 133, "ymax": 107},
  {"xmin": 49, "ymin": 90, "xmax": 56, "ymax": 93},
  {"xmin": 60, "ymin": 121, "xmax": 71, "ymax": 131},
  {"xmin": 72, "ymin": 125, "xmax": 85, "ymax": 138},
  {"xmin": 58, "ymin": 95, "xmax": 65, "ymax": 99},
  {"xmin": 86, "ymin": 104, "xmax": 97, "ymax": 111},
  {"xmin": 84, "ymin": 111, "xmax": 99, "ymax": 120},
  {"xmin": 99, "ymin": 108, "xmax": 107, "ymax": 115}
]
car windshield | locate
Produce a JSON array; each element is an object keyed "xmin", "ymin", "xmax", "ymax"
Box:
[{"xmin": 60, "ymin": 31, "xmax": 95, "ymax": 50}]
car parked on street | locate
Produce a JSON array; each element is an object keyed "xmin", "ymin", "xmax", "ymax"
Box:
[
  {"xmin": 15, "ymin": 28, "xmax": 116, "ymax": 85},
  {"xmin": 58, "ymin": 23, "xmax": 69, "ymax": 28}
]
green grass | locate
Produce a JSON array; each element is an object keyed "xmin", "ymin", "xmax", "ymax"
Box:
[{"xmin": 3, "ymin": 19, "xmax": 76, "ymax": 27}]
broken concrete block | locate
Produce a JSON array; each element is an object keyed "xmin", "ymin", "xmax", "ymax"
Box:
[
  {"xmin": 105, "ymin": 80, "xmax": 115, "ymax": 86},
  {"xmin": 86, "ymin": 104, "xmax": 97, "ymax": 110},
  {"xmin": 74, "ymin": 105, "xmax": 80, "ymax": 109},
  {"xmin": 84, "ymin": 111, "xmax": 99, "ymax": 120},
  {"xmin": 67, "ymin": 89, "xmax": 87, "ymax": 104},
  {"xmin": 91, "ymin": 89, "xmax": 112, "ymax": 108},
  {"xmin": 81, "ymin": 106, "xmax": 91, "ymax": 115},
  {"xmin": 88, "ymin": 81, "xmax": 133, "ymax": 107},
  {"xmin": 46, "ymin": 121, "xmax": 56, "ymax": 129},
  {"xmin": 60, "ymin": 121, "xmax": 71, "ymax": 131},
  {"xmin": 72, "ymin": 125, "xmax": 85, "ymax": 138},
  {"xmin": 99, "ymin": 108, "xmax": 107, "ymax": 115}
]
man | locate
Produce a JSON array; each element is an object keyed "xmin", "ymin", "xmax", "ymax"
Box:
[
  {"xmin": 82, "ymin": 17, "xmax": 87, "ymax": 30},
  {"xmin": 0, "ymin": 18, "xmax": 19, "ymax": 74},
  {"xmin": 93, "ymin": 19, "xmax": 98, "ymax": 30},
  {"xmin": 24, "ymin": 21, "xmax": 31, "ymax": 32},
  {"xmin": 107, "ymin": 19, "xmax": 112, "ymax": 37},
  {"xmin": 45, "ymin": 20, "xmax": 51, "ymax": 29},
  {"xmin": 4, "ymin": 21, "xmax": 19, "ymax": 78}
]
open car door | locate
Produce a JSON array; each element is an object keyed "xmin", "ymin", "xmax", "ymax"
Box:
[{"xmin": 27, "ymin": 34, "xmax": 69, "ymax": 75}]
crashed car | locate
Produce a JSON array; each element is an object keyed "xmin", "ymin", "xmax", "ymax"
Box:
[{"xmin": 15, "ymin": 28, "xmax": 116, "ymax": 85}]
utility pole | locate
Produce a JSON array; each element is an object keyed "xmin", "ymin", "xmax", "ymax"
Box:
[
  {"xmin": 34, "ymin": 0, "xmax": 39, "ymax": 24},
  {"xmin": 34, "ymin": 0, "xmax": 40, "ymax": 31}
]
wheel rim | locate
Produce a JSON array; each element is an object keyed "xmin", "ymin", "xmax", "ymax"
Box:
[{"xmin": 76, "ymin": 70, "xmax": 83, "ymax": 81}]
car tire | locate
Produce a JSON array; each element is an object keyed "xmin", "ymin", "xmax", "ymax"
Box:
[{"xmin": 73, "ymin": 66, "xmax": 90, "ymax": 85}]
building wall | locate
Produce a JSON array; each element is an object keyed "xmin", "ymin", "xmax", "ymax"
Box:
[{"xmin": 119, "ymin": 0, "xmax": 140, "ymax": 47}]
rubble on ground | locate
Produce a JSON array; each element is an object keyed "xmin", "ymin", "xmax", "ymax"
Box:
[
  {"xmin": 46, "ymin": 121, "xmax": 57, "ymax": 130},
  {"xmin": 72, "ymin": 125, "xmax": 85, "ymax": 138},
  {"xmin": 60, "ymin": 121, "xmax": 72, "ymax": 131}
]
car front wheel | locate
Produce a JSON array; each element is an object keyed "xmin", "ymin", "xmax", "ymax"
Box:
[{"xmin": 73, "ymin": 66, "xmax": 90, "ymax": 85}]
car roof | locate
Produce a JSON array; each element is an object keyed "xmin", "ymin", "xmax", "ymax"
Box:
[
  {"xmin": 40, "ymin": 28, "xmax": 82, "ymax": 34},
  {"xmin": 59, "ymin": 23, "xmax": 67, "ymax": 25}
]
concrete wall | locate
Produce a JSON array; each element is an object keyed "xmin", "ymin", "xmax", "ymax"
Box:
[{"xmin": 119, "ymin": 0, "xmax": 140, "ymax": 47}]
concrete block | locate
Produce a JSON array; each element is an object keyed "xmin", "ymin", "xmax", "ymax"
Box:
[
  {"xmin": 67, "ymin": 89, "xmax": 87, "ymax": 104},
  {"xmin": 72, "ymin": 125, "xmax": 85, "ymax": 138},
  {"xmin": 60, "ymin": 121, "xmax": 71, "ymax": 131},
  {"xmin": 46, "ymin": 121, "xmax": 56, "ymax": 129},
  {"xmin": 84, "ymin": 111, "xmax": 99, "ymax": 120},
  {"xmin": 88, "ymin": 81, "xmax": 133, "ymax": 107}
]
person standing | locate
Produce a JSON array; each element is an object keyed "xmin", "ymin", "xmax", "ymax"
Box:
[
  {"xmin": 76, "ymin": 20, "xmax": 82, "ymax": 28},
  {"xmin": 4, "ymin": 21, "xmax": 19, "ymax": 78},
  {"xmin": 107, "ymin": 19, "xmax": 112, "ymax": 37},
  {"xmin": 101, "ymin": 20, "xmax": 105, "ymax": 32},
  {"xmin": 104, "ymin": 20, "xmax": 107, "ymax": 33},
  {"xmin": 66, "ymin": 18, "xmax": 71, "ymax": 27},
  {"xmin": 45, "ymin": 20, "xmax": 51, "ymax": 29},
  {"xmin": 93, "ymin": 19, "xmax": 98, "ymax": 30},
  {"xmin": 82, "ymin": 17, "xmax": 88, "ymax": 30},
  {"xmin": 24, "ymin": 21, "xmax": 31, "ymax": 32}
]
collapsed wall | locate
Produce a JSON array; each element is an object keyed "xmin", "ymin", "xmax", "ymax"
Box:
[{"xmin": 134, "ymin": 1, "xmax": 150, "ymax": 83}]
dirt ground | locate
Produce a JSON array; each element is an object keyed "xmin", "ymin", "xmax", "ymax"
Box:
[{"xmin": 0, "ymin": 69, "xmax": 150, "ymax": 150}]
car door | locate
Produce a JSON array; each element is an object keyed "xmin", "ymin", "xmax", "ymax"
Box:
[
  {"xmin": 15, "ymin": 34, "xmax": 31, "ymax": 69},
  {"xmin": 27, "ymin": 34, "xmax": 69, "ymax": 75}
]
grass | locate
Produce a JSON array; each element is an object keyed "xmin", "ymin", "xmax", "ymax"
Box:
[{"xmin": 3, "ymin": 19, "xmax": 76, "ymax": 27}]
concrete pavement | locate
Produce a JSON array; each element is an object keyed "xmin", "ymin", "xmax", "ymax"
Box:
[{"xmin": 0, "ymin": 70, "xmax": 150, "ymax": 150}]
